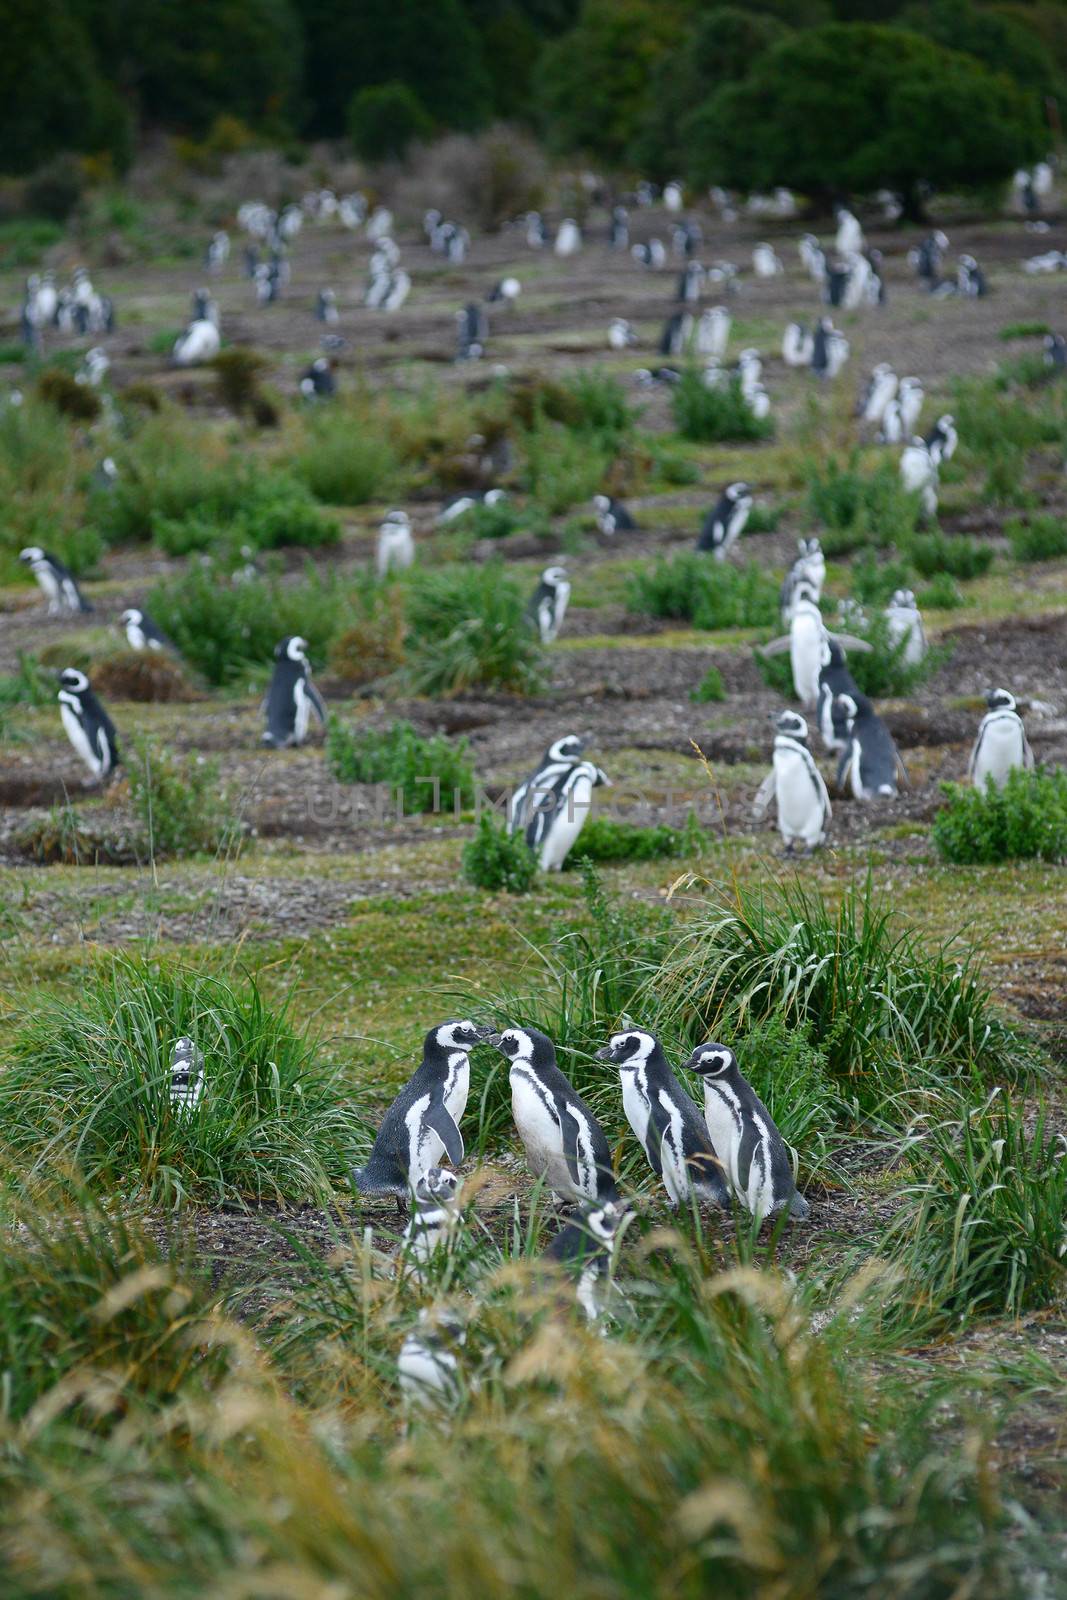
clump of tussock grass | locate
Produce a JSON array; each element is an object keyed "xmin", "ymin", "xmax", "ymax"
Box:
[
  {"xmin": 1006, "ymin": 512, "xmax": 1067, "ymax": 563},
  {"xmin": 566, "ymin": 812, "xmax": 708, "ymax": 866},
  {"xmin": 520, "ymin": 416, "xmax": 615, "ymax": 513},
  {"xmin": 398, "ymin": 563, "xmax": 547, "ymax": 696},
  {"xmin": 933, "ymin": 768, "xmax": 1067, "ymax": 864},
  {"xmin": 670, "ymin": 371, "xmax": 773, "ymax": 443},
  {"xmin": 462, "ymin": 814, "xmax": 538, "ymax": 893},
  {"xmin": 291, "ymin": 405, "xmax": 401, "ymax": 504},
  {"xmin": 805, "ymin": 455, "xmax": 924, "ymax": 556},
  {"xmin": 626, "ymin": 553, "xmax": 778, "ymax": 631},
  {"xmin": 150, "ymin": 470, "xmax": 340, "ymax": 556},
  {"xmin": 878, "ymin": 1090, "xmax": 1067, "ymax": 1330},
  {"xmin": 16, "ymin": 804, "xmax": 138, "ymax": 867},
  {"xmin": 326, "ymin": 719, "xmax": 476, "ymax": 813},
  {"xmin": 126, "ymin": 738, "xmax": 241, "ymax": 860},
  {"xmin": 0, "ymin": 957, "xmax": 367, "ymax": 1206}
]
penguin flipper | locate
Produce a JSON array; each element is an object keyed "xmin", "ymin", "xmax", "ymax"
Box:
[
  {"xmin": 835, "ymin": 745, "xmax": 851, "ymax": 793},
  {"xmin": 831, "ymin": 633, "xmax": 873, "ymax": 654},
  {"xmin": 752, "ymin": 771, "xmax": 775, "ymax": 819},
  {"xmin": 757, "ymin": 636, "xmax": 791, "ymax": 657},
  {"xmin": 425, "ymin": 1101, "xmax": 464, "ymax": 1166},
  {"xmin": 642, "ymin": 1093, "xmax": 668, "ymax": 1179},
  {"xmin": 307, "ymin": 681, "xmax": 328, "ymax": 725},
  {"xmin": 894, "ymin": 748, "xmax": 910, "ymax": 788}
]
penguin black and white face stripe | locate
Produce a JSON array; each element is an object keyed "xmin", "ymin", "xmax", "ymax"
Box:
[
  {"xmin": 687, "ymin": 1045, "xmax": 735, "ymax": 1079},
  {"xmin": 776, "ymin": 710, "xmax": 809, "ymax": 742},
  {"xmin": 433, "ymin": 1020, "xmax": 489, "ymax": 1053},
  {"xmin": 20, "ymin": 546, "xmax": 89, "ymax": 615},
  {"xmin": 986, "ymin": 688, "xmax": 1017, "ymax": 713},
  {"xmin": 169, "ymin": 1037, "xmax": 205, "ymax": 1113}
]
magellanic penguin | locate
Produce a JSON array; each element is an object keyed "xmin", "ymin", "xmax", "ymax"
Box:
[
  {"xmin": 752, "ymin": 711, "xmax": 832, "ymax": 853},
  {"xmin": 542, "ymin": 1199, "xmax": 630, "ymax": 1322},
  {"xmin": 528, "ymin": 565, "xmax": 571, "ymax": 644},
  {"xmin": 592, "ymin": 494, "xmax": 636, "ymax": 535},
  {"xmin": 262, "ymin": 636, "xmax": 326, "ymax": 749},
  {"xmin": 857, "ymin": 364, "xmax": 898, "ymax": 425},
  {"xmin": 508, "ymin": 734, "xmax": 609, "ymax": 871},
  {"xmin": 696, "ymin": 482, "xmax": 752, "ymax": 560},
  {"xmin": 57, "ymin": 669, "xmax": 119, "ymax": 784},
  {"xmin": 968, "ymin": 689, "xmax": 1034, "ymax": 790},
  {"xmin": 19, "ymin": 547, "xmax": 92, "ymax": 615},
  {"xmin": 488, "ymin": 1026, "xmax": 620, "ymax": 1204},
  {"xmin": 377, "ymin": 509, "xmax": 415, "ymax": 576},
  {"xmin": 816, "ymin": 639, "xmax": 860, "ymax": 753},
  {"xmin": 900, "ymin": 438, "xmax": 938, "ymax": 517},
  {"xmin": 120, "ymin": 608, "xmax": 174, "ymax": 653},
  {"xmin": 399, "ymin": 1167, "xmax": 464, "ymax": 1284},
  {"xmin": 436, "ymin": 489, "xmax": 506, "ymax": 527},
  {"xmin": 684, "ymin": 1043, "xmax": 809, "ymax": 1223},
  {"xmin": 835, "ymin": 692, "xmax": 908, "ymax": 799},
  {"xmin": 759, "ymin": 585, "xmax": 871, "ymax": 708},
  {"xmin": 779, "ymin": 538, "xmax": 825, "ymax": 623},
  {"xmin": 398, "ymin": 1307, "xmax": 467, "ymax": 1414},
  {"xmin": 923, "ymin": 413, "xmax": 958, "ymax": 465},
  {"xmin": 169, "ymin": 1037, "xmax": 205, "ymax": 1115},
  {"xmin": 884, "ymin": 589, "xmax": 926, "ymax": 665},
  {"xmin": 597, "ymin": 1030, "xmax": 729, "ymax": 1209},
  {"xmin": 352, "ymin": 1020, "xmax": 490, "ymax": 1206}
]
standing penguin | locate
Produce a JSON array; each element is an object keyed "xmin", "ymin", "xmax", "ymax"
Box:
[
  {"xmin": 816, "ymin": 639, "xmax": 860, "ymax": 753},
  {"xmin": 696, "ymin": 482, "xmax": 752, "ymax": 560},
  {"xmin": 759, "ymin": 588, "xmax": 871, "ymax": 707},
  {"xmin": 398, "ymin": 1308, "xmax": 467, "ymax": 1413},
  {"xmin": 659, "ymin": 310, "xmax": 693, "ymax": 357},
  {"xmin": 923, "ymin": 414, "xmax": 958, "ymax": 465},
  {"xmin": 684, "ymin": 1043, "xmax": 809, "ymax": 1223},
  {"xmin": 900, "ymin": 439, "xmax": 938, "ymax": 516},
  {"xmin": 696, "ymin": 306, "xmax": 731, "ymax": 359},
  {"xmin": 56, "ymin": 669, "xmax": 120, "ymax": 783},
  {"xmin": 487, "ymin": 1026, "xmax": 619, "ymax": 1203},
  {"xmin": 884, "ymin": 589, "xmax": 926, "ymax": 665},
  {"xmin": 399, "ymin": 1167, "xmax": 464, "ymax": 1284},
  {"xmin": 968, "ymin": 689, "xmax": 1034, "ymax": 789},
  {"xmin": 592, "ymin": 494, "xmax": 636, "ymax": 535},
  {"xmin": 782, "ymin": 322, "xmax": 814, "ymax": 368},
  {"xmin": 352, "ymin": 1020, "xmax": 490, "ymax": 1205},
  {"xmin": 596, "ymin": 1030, "xmax": 729, "ymax": 1209},
  {"xmin": 262, "ymin": 636, "xmax": 327, "ymax": 749},
  {"xmin": 779, "ymin": 538, "xmax": 826, "ymax": 623},
  {"xmin": 858, "ymin": 364, "xmax": 898, "ymax": 425},
  {"xmin": 528, "ymin": 565, "xmax": 571, "ymax": 644},
  {"xmin": 169, "ymin": 1037, "xmax": 205, "ymax": 1115},
  {"xmin": 377, "ymin": 509, "xmax": 415, "ymax": 576},
  {"xmin": 542, "ymin": 1199, "xmax": 629, "ymax": 1321},
  {"xmin": 835, "ymin": 692, "xmax": 908, "ymax": 799},
  {"xmin": 19, "ymin": 547, "xmax": 91, "ymax": 615},
  {"xmin": 752, "ymin": 710, "xmax": 832, "ymax": 853},
  {"xmin": 608, "ymin": 317, "xmax": 638, "ymax": 350},
  {"xmin": 120, "ymin": 608, "xmax": 174, "ymax": 653},
  {"xmin": 509, "ymin": 733, "xmax": 608, "ymax": 871}
]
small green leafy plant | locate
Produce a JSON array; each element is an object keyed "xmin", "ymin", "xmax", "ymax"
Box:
[
  {"xmin": 462, "ymin": 814, "xmax": 538, "ymax": 892},
  {"xmin": 327, "ymin": 719, "xmax": 476, "ymax": 814},
  {"xmin": 670, "ymin": 372, "xmax": 773, "ymax": 443},
  {"xmin": 627, "ymin": 554, "xmax": 778, "ymax": 630},
  {"xmin": 933, "ymin": 767, "xmax": 1067, "ymax": 864},
  {"xmin": 567, "ymin": 813, "xmax": 707, "ymax": 866}
]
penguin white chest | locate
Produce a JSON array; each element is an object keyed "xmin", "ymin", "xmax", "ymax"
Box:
[
  {"xmin": 619, "ymin": 1069, "xmax": 651, "ymax": 1153},
  {"xmin": 404, "ymin": 1094, "xmax": 442, "ymax": 1182},
  {"xmin": 510, "ymin": 1065, "xmax": 576, "ymax": 1198},
  {"xmin": 398, "ymin": 1337, "xmax": 459, "ymax": 1408},
  {"xmin": 34, "ymin": 566, "xmax": 60, "ymax": 609},
  {"xmin": 975, "ymin": 718, "xmax": 1025, "ymax": 787},
  {"xmin": 293, "ymin": 679, "xmax": 311, "ymax": 742},
  {"xmin": 539, "ymin": 772, "xmax": 594, "ymax": 871},
  {"xmin": 790, "ymin": 615, "xmax": 823, "ymax": 705},
  {"xmin": 60, "ymin": 702, "xmax": 99, "ymax": 775},
  {"xmin": 442, "ymin": 1057, "xmax": 470, "ymax": 1129},
  {"xmin": 774, "ymin": 747, "xmax": 824, "ymax": 846}
]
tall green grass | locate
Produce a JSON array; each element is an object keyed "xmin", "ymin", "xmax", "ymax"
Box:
[
  {"xmin": 671, "ymin": 372, "xmax": 773, "ymax": 443},
  {"xmin": 326, "ymin": 718, "xmax": 476, "ymax": 812},
  {"xmin": 626, "ymin": 554, "xmax": 778, "ymax": 630},
  {"xmin": 399, "ymin": 563, "xmax": 546, "ymax": 696}
]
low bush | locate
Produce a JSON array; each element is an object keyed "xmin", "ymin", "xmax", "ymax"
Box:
[
  {"xmin": 151, "ymin": 471, "xmax": 339, "ymax": 556},
  {"xmin": 916, "ymin": 572, "xmax": 964, "ymax": 609},
  {"xmin": 293, "ymin": 409, "xmax": 399, "ymax": 505},
  {"xmin": 806, "ymin": 456, "xmax": 923, "ymax": 555},
  {"xmin": 626, "ymin": 553, "xmax": 778, "ymax": 631},
  {"xmin": 670, "ymin": 372, "xmax": 773, "ymax": 443},
  {"xmin": 560, "ymin": 370, "xmax": 633, "ymax": 440},
  {"xmin": 567, "ymin": 813, "xmax": 707, "ymax": 866},
  {"xmin": 127, "ymin": 739, "xmax": 239, "ymax": 860},
  {"xmin": 36, "ymin": 368, "xmax": 102, "ymax": 422},
  {"xmin": 462, "ymin": 814, "xmax": 538, "ymax": 893},
  {"xmin": 933, "ymin": 767, "xmax": 1067, "ymax": 864},
  {"xmin": 690, "ymin": 664, "xmax": 726, "ymax": 702},
  {"xmin": 0, "ymin": 651, "xmax": 53, "ymax": 709},
  {"xmin": 998, "ymin": 321, "xmax": 1051, "ymax": 341},
  {"xmin": 17, "ymin": 805, "xmax": 136, "ymax": 867},
  {"xmin": 327, "ymin": 719, "xmax": 475, "ymax": 815},
  {"xmin": 954, "ymin": 372, "xmax": 1064, "ymax": 456},
  {"xmin": 1007, "ymin": 513, "xmax": 1067, "ymax": 562},
  {"xmin": 0, "ymin": 218, "xmax": 64, "ymax": 266},
  {"xmin": 881, "ymin": 1091, "xmax": 1067, "ymax": 1329},
  {"xmin": 907, "ymin": 532, "xmax": 993, "ymax": 581},
  {"xmin": 213, "ymin": 347, "xmax": 269, "ymax": 414},
  {"xmin": 399, "ymin": 563, "xmax": 546, "ymax": 696},
  {"xmin": 841, "ymin": 609, "xmax": 945, "ymax": 699},
  {"xmin": 849, "ymin": 552, "xmax": 916, "ymax": 606},
  {"xmin": 521, "ymin": 418, "xmax": 613, "ymax": 514},
  {"xmin": 327, "ymin": 586, "xmax": 407, "ymax": 684},
  {"xmin": 92, "ymin": 650, "xmax": 197, "ymax": 702},
  {"xmin": 0, "ymin": 958, "xmax": 368, "ymax": 1206}
]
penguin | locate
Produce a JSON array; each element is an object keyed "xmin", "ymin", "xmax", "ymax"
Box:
[
  {"xmin": 487, "ymin": 1026, "xmax": 620, "ymax": 1203},
  {"xmin": 525, "ymin": 211, "xmax": 548, "ymax": 249},
  {"xmin": 816, "ymin": 638, "xmax": 860, "ymax": 753},
  {"xmin": 695, "ymin": 306, "xmax": 731, "ymax": 359},
  {"xmin": 385, "ymin": 273, "xmax": 413, "ymax": 313},
  {"xmin": 900, "ymin": 439, "xmax": 938, "ymax": 516},
  {"xmin": 923, "ymin": 414, "xmax": 957, "ymax": 465},
  {"xmin": 596, "ymin": 1030, "xmax": 729, "ymax": 1209},
  {"xmin": 676, "ymin": 262, "xmax": 705, "ymax": 304},
  {"xmin": 751, "ymin": 243, "xmax": 781, "ymax": 278},
  {"xmin": 191, "ymin": 288, "xmax": 219, "ymax": 326},
  {"xmin": 436, "ymin": 490, "xmax": 506, "ymax": 527},
  {"xmin": 884, "ymin": 589, "xmax": 926, "ymax": 665},
  {"xmin": 779, "ymin": 538, "xmax": 826, "ymax": 623},
  {"xmin": 1044, "ymin": 333, "xmax": 1067, "ymax": 370},
  {"xmin": 592, "ymin": 494, "xmax": 636, "ymax": 535},
  {"xmin": 119, "ymin": 608, "xmax": 174, "ymax": 653},
  {"xmin": 399, "ymin": 1167, "xmax": 464, "ymax": 1284},
  {"xmin": 56, "ymin": 669, "xmax": 120, "ymax": 783},
  {"xmin": 554, "ymin": 219, "xmax": 581, "ymax": 257},
  {"xmin": 206, "ymin": 231, "xmax": 230, "ymax": 273},
  {"xmin": 798, "ymin": 235, "xmax": 826, "ymax": 281},
  {"xmin": 631, "ymin": 238, "xmax": 667, "ymax": 270},
  {"xmin": 672, "ymin": 220, "xmax": 702, "ymax": 258},
  {"xmin": 528, "ymin": 565, "xmax": 571, "ymax": 644},
  {"xmin": 810, "ymin": 317, "xmax": 833, "ymax": 377},
  {"xmin": 608, "ymin": 204, "xmax": 629, "ymax": 249},
  {"xmin": 834, "ymin": 209, "xmax": 863, "ymax": 256},
  {"xmin": 633, "ymin": 366, "xmax": 682, "ymax": 388},
  {"xmin": 398, "ymin": 1308, "xmax": 466, "ymax": 1413},
  {"xmin": 486, "ymin": 277, "xmax": 521, "ymax": 306},
  {"xmin": 299, "ymin": 356, "xmax": 336, "ymax": 400},
  {"xmin": 457, "ymin": 302, "xmax": 488, "ymax": 361},
  {"xmin": 663, "ymin": 181, "xmax": 683, "ymax": 213},
  {"xmin": 898, "ymin": 377, "xmax": 924, "ymax": 434},
  {"xmin": 858, "ymin": 364, "xmax": 897, "ymax": 425},
  {"xmin": 659, "ymin": 310, "xmax": 693, "ymax": 357},
  {"xmin": 735, "ymin": 348, "xmax": 762, "ymax": 399},
  {"xmin": 542, "ymin": 1199, "xmax": 629, "ymax": 1321},
  {"xmin": 76, "ymin": 348, "xmax": 109, "ymax": 387},
  {"xmin": 968, "ymin": 689, "xmax": 1034, "ymax": 790},
  {"xmin": 261, "ymin": 636, "xmax": 327, "ymax": 749},
  {"xmin": 825, "ymin": 328, "xmax": 850, "ymax": 377},
  {"xmin": 759, "ymin": 586, "xmax": 871, "ymax": 708},
  {"xmin": 19, "ymin": 547, "xmax": 91, "ymax": 615},
  {"xmin": 957, "ymin": 254, "xmax": 987, "ymax": 297},
  {"xmin": 315, "ymin": 288, "xmax": 339, "ymax": 324},
  {"xmin": 823, "ymin": 264, "xmax": 849, "ymax": 308},
  {"xmin": 377, "ymin": 509, "xmax": 414, "ymax": 576},
  {"xmin": 509, "ymin": 734, "xmax": 609, "ymax": 871},
  {"xmin": 752, "ymin": 711, "xmax": 832, "ymax": 853},
  {"xmin": 169, "ymin": 1037, "xmax": 205, "ymax": 1115},
  {"xmin": 91, "ymin": 457, "xmax": 120, "ymax": 494},
  {"xmin": 696, "ymin": 482, "xmax": 752, "ymax": 561},
  {"xmin": 684, "ymin": 1043, "xmax": 809, "ymax": 1223},
  {"xmin": 835, "ymin": 692, "xmax": 908, "ymax": 799},
  {"xmin": 608, "ymin": 317, "xmax": 637, "ymax": 350},
  {"xmin": 173, "ymin": 318, "xmax": 221, "ymax": 366},
  {"xmin": 782, "ymin": 322, "xmax": 813, "ymax": 367},
  {"xmin": 877, "ymin": 398, "xmax": 905, "ymax": 444},
  {"xmin": 352, "ymin": 1020, "xmax": 490, "ymax": 1205}
]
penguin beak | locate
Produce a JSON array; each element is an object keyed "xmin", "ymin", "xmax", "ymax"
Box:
[
  {"xmin": 595, "ymin": 1045, "xmax": 616, "ymax": 1062},
  {"xmin": 484, "ymin": 1032, "xmax": 504, "ymax": 1050},
  {"xmin": 472, "ymin": 1024, "xmax": 496, "ymax": 1042}
]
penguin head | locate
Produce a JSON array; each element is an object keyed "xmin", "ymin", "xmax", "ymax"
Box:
[
  {"xmin": 592, "ymin": 494, "xmax": 611, "ymax": 513},
  {"xmin": 582, "ymin": 1198, "xmax": 630, "ymax": 1243},
  {"xmin": 726, "ymin": 481, "xmax": 751, "ymax": 503},
  {"xmin": 484, "ymin": 489, "xmax": 506, "ymax": 507},
  {"xmin": 430, "ymin": 1019, "xmax": 493, "ymax": 1054},
  {"xmin": 986, "ymin": 688, "xmax": 1017, "ymax": 712},
  {"xmin": 485, "ymin": 1025, "xmax": 552, "ymax": 1066},
  {"xmin": 547, "ymin": 734, "xmax": 585, "ymax": 763},
  {"xmin": 58, "ymin": 668, "xmax": 90, "ymax": 695},
  {"xmin": 382, "ymin": 509, "xmax": 410, "ymax": 530},
  {"xmin": 834, "ymin": 692, "xmax": 859, "ymax": 726},
  {"xmin": 170, "ymin": 1036, "xmax": 201, "ymax": 1063},
  {"xmin": 821, "ymin": 638, "xmax": 845, "ymax": 670},
  {"xmin": 416, "ymin": 1305, "xmax": 466, "ymax": 1345},
  {"xmin": 775, "ymin": 710, "xmax": 809, "ymax": 742},
  {"xmin": 596, "ymin": 1029, "xmax": 657, "ymax": 1067},
  {"xmin": 278, "ymin": 636, "xmax": 309, "ymax": 664},
  {"xmin": 542, "ymin": 566, "xmax": 569, "ymax": 590},
  {"xmin": 685, "ymin": 1043, "xmax": 737, "ymax": 1080},
  {"xmin": 416, "ymin": 1166, "xmax": 460, "ymax": 1204},
  {"xmin": 120, "ymin": 608, "xmax": 142, "ymax": 627},
  {"xmin": 19, "ymin": 546, "xmax": 45, "ymax": 564},
  {"xmin": 793, "ymin": 580, "xmax": 820, "ymax": 612}
]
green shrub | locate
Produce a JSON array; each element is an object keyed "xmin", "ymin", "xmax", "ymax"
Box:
[
  {"xmin": 213, "ymin": 347, "xmax": 268, "ymax": 414},
  {"xmin": 37, "ymin": 367, "xmax": 102, "ymax": 422},
  {"xmin": 626, "ymin": 553, "xmax": 778, "ymax": 630},
  {"xmin": 400, "ymin": 563, "xmax": 546, "ymax": 696},
  {"xmin": 461, "ymin": 814, "xmax": 537, "ymax": 892},
  {"xmin": 293, "ymin": 410, "xmax": 399, "ymax": 505},
  {"xmin": 149, "ymin": 470, "xmax": 338, "ymax": 556},
  {"xmin": 0, "ymin": 651, "xmax": 54, "ymax": 709},
  {"xmin": 0, "ymin": 957, "xmax": 367, "ymax": 1207},
  {"xmin": 521, "ymin": 418, "xmax": 613, "ymax": 513},
  {"xmin": 954, "ymin": 373, "xmax": 1064, "ymax": 456},
  {"xmin": 128, "ymin": 739, "xmax": 239, "ymax": 860},
  {"xmin": 690, "ymin": 664, "xmax": 726, "ymax": 702},
  {"xmin": 348, "ymin": 81, "xmax": 432, "ymax": 162},
  {"xmin": 1007, "ymin": 513, "xmax": 1067, "ymax": 562},
  {"xmin": 560, "ymin": 369, "xmax": 633, "ymax": 440},
  {"xmin": 880, "ymin": 1091, "xmax": 1067, "ymax": 1329},
  {"xmin": 982, "ymin": 443, "xmax": 1031, "ymax": 507},
  {"xmin": 916, "ymin": 572, "xmax": 964, "ymax": 610},
  {"xmin": 849, "ymin": 552, "xmax": 916, "ymax": 606},
  {"xmin": 670, "ymin": 372, "xmax": 773, "ymax": 444},
  {"xmin": 16, "ymin": 804, "xmax": 136, "ymax": 867},
  {"xmin": 567, "ymin": 812, "xmax": 707, "ymax": 866},
  {"xmin": 445, "ymin": 499, "xmax": 549, "ymax": 543},
  {"xmin": 806, "ymin": 456, "xmax": 923, "ymax": 555},
  {"xmin": 0, "ymin": 218, "xmax": 63, "ymax": 267},
  {"xmin": 933, "ymin": 767, "xmax": 1067, "ymax": 864},
  {"xmin": 998, "ymin": 321, "xmax": 1051, "ymax": 341},
  {"xmin": 840, "ymin": 608, "xmax": 946, "ymax": 698},
  {"xmin": 326, "ymin": 719, "xmax": 475, "ymax": 814},
  {"xmin": 907, "ymin": 532, "xmax": 992, "ymax": 580}
]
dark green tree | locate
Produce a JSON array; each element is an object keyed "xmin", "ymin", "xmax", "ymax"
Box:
[
  {"xmin": 348, "ymin": 82, "xmax": 433, "ymax": 161},
  {"xmin": 0, "ymin": 0, "xmax": 132, "ymax": 175},
  {"xmin": 686, "ymin": 23, "xmax": 1045, "ymax": 215},
  {"xmin": 896, "ymin": 0, "xmax": 1062, "ymax": 103}
]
